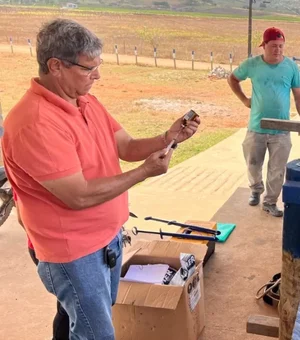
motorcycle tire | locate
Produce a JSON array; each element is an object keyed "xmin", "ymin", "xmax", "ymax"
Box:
[{"xmin": 0, "ymin": 200, "xmax": 14, "ymax": 227}]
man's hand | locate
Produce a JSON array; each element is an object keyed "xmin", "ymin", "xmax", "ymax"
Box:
[
  {"xmin": 41, "ymin": 148, "xmax": 173, "ymax": 210},
  {"xmin": 243, "ymin": 97, "xmax": 251, "ymax": 108},
  {"xmin": 292, "ymin": 88, "xmax": 300, "ymax": 116},
  {"xmin": 166, "ymin": 114, "xmax": 201, "ymax": 144},
  {"xmin": 139, "ymin": 148, "xmax": 173, "ymax": 178},
  {"xmin": 227, "ymin": 73, "xmax": 251, "ymax": 109}
]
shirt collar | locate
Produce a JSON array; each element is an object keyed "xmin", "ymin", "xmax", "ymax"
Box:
[{"xmin": 29, "ymin": 78, "xmax": 89, "ymax": 116}]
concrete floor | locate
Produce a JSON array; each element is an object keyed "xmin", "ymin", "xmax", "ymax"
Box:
[
  {"xmin": 200, "ymin": 187, "xmax": 280, "ymax": 340},
  {"xmin": 1, "ymin": 128, "xmax": 299, "ymax": 339}
]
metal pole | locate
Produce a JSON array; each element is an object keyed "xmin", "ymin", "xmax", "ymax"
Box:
[
  {"xmin": 134, "ymin": 46, "xmax": 138, "ymax": 65},
  {"xmin": 154, "ymin": 47, "xmax": 157, "ymax": 67},
  {"xmin": 10, "ymin": 37, "xmax": 13, "ymax": 54},
  {"xmin": 132, "ymin": 227, "xmax": 218, "ymax": 242},
  {"xmin": 192, "ymin": 50, "xmax": 195, "ymax": 70},
  {"xmin": 172, "ymin": 48, "xmax": 176, "ymax": 69},
  {"xmin": 28, "ymin": 38, "xmax": 33, "ymax": 57},
  {"xmin": 248, "ymin": 0, "xmax": 253, "ymax": 58},
  {"xmin": 115, "ymin": 44, "xmax": 119, "ymax": 65},
  {"xmin": 280, "ymin": 160, "xmax": 300, "ymax": 339}
]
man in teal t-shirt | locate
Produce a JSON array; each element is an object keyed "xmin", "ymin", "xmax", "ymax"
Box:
[{"xmin": 228, "ymin": 27, "xmax": 300, "ymax": 217}]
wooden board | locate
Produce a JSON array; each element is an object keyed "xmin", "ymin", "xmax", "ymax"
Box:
[
  {"xmin": 261, "ymin": 118, "xmax": 300, "ymax": 133},
  {"xmin": 247, "ymin": 315, "xmax": 279, "ymax": 338}
]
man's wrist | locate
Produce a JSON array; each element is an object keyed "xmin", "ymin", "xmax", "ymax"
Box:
[
  {"xmin": 161, "ymin": 131, "xmax": 169, "ymax": 147},
  {"xmin": 137, "ymin": 164, "xmax": 148, "ymax": 182},
  {"xmin": 241, "ymin": 96, "xmax": 248, "ymax": 103}
]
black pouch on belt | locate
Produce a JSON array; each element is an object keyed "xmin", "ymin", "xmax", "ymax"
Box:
[{"xmin": 104, "ymin": 246, "xmax": 117, "ymax": 269}]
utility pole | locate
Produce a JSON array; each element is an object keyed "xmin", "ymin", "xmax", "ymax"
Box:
[
  {"xmin": 248, "ymin": 0, "xmax": 253, "ymax": 58},
  {"xmin": 248, "ymin": 0, "xmax": 271, "ymax": 58}
]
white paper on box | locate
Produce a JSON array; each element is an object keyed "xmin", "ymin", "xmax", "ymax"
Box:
[
  {"xmin": 189, "ymin": 281, "xmax": 201, "ymax": 311},
  {"xmin": 123, "ymin": 264, "xmax": 169, "ymax": 284}
]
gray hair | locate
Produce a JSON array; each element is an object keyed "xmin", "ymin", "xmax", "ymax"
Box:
[{"xmin": 36, "ymin": 19, "xmax": 103, "ymax": 74}]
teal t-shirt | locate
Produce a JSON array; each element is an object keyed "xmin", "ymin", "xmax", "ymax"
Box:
[{"xmin": 233, "ymin": 56, "xmax": 300, "ymax": 134}]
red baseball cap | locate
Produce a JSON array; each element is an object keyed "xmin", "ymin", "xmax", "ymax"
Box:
[{"xmin": 259, "ymin": 27, "xmax": 285, "ymax": 47}]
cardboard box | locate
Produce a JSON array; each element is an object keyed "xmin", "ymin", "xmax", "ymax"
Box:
[
  {"xmin": 113, "ymin": 240, "xmax": 207, "ymax": 340},
  {"xmin": 172, "ymin": 220, "xmax": 217, "ymax": 265}
]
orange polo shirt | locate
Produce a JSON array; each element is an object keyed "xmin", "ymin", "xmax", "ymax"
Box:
[{"xmin": 3, "ymin": 78, "xmax": 129, "ymax": 263}]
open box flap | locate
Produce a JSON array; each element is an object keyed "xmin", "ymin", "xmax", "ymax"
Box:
[
  {"xmin": 122, "ymin": 248, "xmax": 142, "ymax": 266},
  {"xmin": 129, "ymin": 240, "xmax": 207, "ymax": 264},
  {"xmin": 116, "ymin": 280, "xmax": 184, "ymax": 310}
]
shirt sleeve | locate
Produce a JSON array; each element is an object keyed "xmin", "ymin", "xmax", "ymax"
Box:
[
  {"xmin": 12, "ymin": 189, "xmax": 17, "ymax": 201},
  {"xmin": 0, "ymin": 111, "xmax": 3, "ymax": 138},
  {"xmin": 88, "ymin": 94, "xmax": 122, "ymax": 132},
  {"xmin": 233, "ymin": 59, "xmax": 250, "ymax": 81},
  {"xmin": 291, "ymin": 62, "xmax": 300, "ymax": 88},
  {"xmin": 106, "ymin": 110, "xmax": 122, "ymax": 133},
  {"xmin": 12, "ymin": 122, "xmax": 82, "ymax": 182}
]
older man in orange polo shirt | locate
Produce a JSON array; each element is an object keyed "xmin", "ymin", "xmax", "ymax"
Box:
[{"xmin": 2, "ymin": 19, "xmax": 200, "ymax": 340}]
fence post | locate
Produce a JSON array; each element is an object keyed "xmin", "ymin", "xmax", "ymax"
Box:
[
  {"xmin": 210, "ymin": 51, "xmax": 213, "ymax": 71},
  {"xmin": 172, "ymin": 48, "xmax": 176, "ymax": 69},
  {"xmin": 28, "ymin": 38, "xmax": 33, "ymax": 56},
  {"xmin": 154, "ymin": 47, "xmax": 157, "ymax": 67},
  {"xmin": 10, "ymin": 37, "xmax": 13, "ymax": 54},
  {"xmin": 134, "ymin": 46, "xmax": 138, "ymax": 65},
  {"xmin": 115, "ymin": 44, "xmax": 119, "ymax": 65},
  {"xmin": 191, "ymin": 50, "xmax": 195, "ymax": 71},
  {"xmin": 229, "ymin": 53, "xmax": 233, "ymax": 72}
]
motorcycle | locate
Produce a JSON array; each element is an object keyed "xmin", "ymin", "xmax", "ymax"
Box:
[{"xmin": 0, "ymin": 166, "xmax": 14, "ymax": 227}]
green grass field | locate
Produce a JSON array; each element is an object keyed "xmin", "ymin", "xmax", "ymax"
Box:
[
  {"xmin": 3, "ymin": 4, "xmax": 300, "ymax": 22},
  {"xmin": 120, "ymin": 129, "xmax": 236, "ymax": 171}
]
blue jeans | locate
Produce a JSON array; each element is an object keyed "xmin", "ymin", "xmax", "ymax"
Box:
[{"xmin": 37, "ymin": 231, "xmax": 123, "ymax": 340}]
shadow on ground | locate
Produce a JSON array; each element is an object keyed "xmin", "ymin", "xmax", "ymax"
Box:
[{"xmin": 200, "ymin": 187, "xmax": 281, "ymax": 340}]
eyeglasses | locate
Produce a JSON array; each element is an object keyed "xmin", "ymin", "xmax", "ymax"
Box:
[{"xmin": 54, "ymin": 58, "xmax": 103, "ymax": 75}]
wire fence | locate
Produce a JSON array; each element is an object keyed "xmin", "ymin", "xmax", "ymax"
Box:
[
  {"xmin": 7, "ymin": 37, "xmax": 236, "ymax": 72},
  {"xmin": 5, "ymin": 38, "xmax": 300, "ymax": 72}
]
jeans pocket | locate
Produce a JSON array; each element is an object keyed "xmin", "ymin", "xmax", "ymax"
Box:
[
  {"xmin": 37, "ymin": 262, "xmax": 56, "ymax": 295},
  {"xmin": 108, "ymin": 230, "xmax": 122, "ymax": 260},
  {"xmin": 118, "ymin": 229, "xmax": 123, "ymax": 250}
]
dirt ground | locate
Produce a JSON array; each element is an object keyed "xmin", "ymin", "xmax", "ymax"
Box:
[
  {"xmin": 1, "ymin": 48, "xmax": 298, "ymax": 130},
  {"xmin": 1, "ymin": 7, "xmax": 299, "ymax": 133},
  {"xmin": 0, "ymin": 48, "xmax": 251, "ymax": 171},
  {"xmin": 0, "ymin": 49, "xmax": 250, "ymax": 127},
  {"xmin": 1, "ymin": 6, "xmax": 300, "ymax": 64}
]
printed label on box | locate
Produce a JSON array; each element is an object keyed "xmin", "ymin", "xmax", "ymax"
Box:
[{"xmin": 189, "ymin": 278, "xmax": 201, "ymax": 311}]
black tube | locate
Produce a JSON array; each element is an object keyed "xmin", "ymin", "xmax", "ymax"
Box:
[
  {"xmin": 132, "ymin": 227, "xmax": 218, "ymax": 242},
  {"xmin": 144, "ymin": 216, "xmax": 220, "ymax": 235}
]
